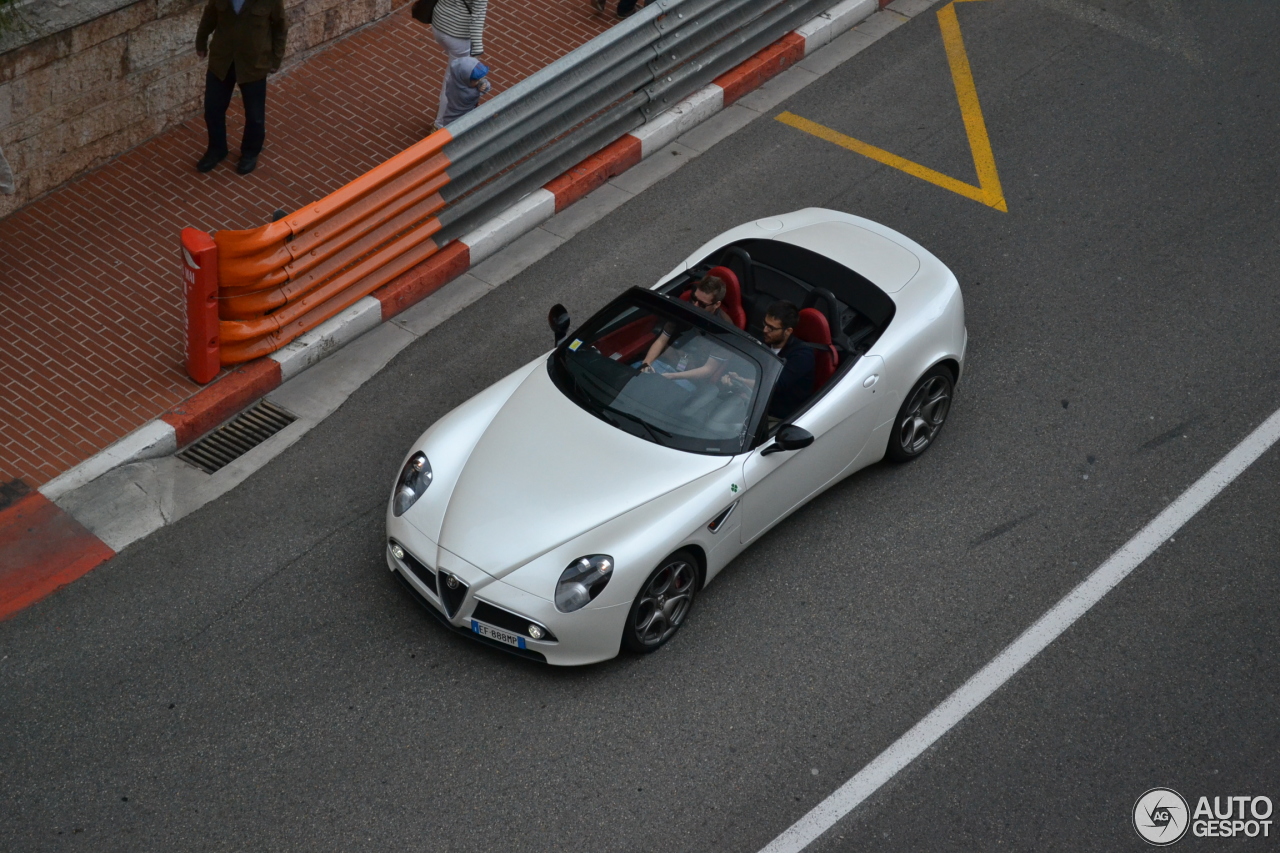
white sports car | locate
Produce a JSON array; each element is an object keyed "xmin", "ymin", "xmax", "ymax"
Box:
[{"xmin": 385, "ymin": 208, "xmax": 966, "ymax": 665}]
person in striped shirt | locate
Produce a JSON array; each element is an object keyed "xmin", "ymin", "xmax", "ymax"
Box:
[{"xmin": 430, "ymin": 0, "xmax": 489, "ymax": 130}]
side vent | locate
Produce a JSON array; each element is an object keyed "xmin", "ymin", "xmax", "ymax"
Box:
[
  {"xmin": 177, "ymin": 400, "xmax": 297, "ymax": 474},
  {"xmin": 707, "ymin": 500, "xmax": 739, "ymax": 534}
]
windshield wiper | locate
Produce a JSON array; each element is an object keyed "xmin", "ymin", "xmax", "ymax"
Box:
[
  {"xmin": 601, "ymin": 405, "xmax": 672, "ymax": 444},
  {"xmin": 559, "ymin": 357, "xmax": 673, "ymax": 445},
  {"xmin": 561, "ymin": 362, "xmax": 627, "ymax": 428}
]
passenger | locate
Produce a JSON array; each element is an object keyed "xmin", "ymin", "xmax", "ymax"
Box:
[
  {"xmin": 723, "ymin": 300, "xmax": 815, "ymax": 423},
  {"xmin": 638, "ymin": 274, "xmax": 732, "ymax": 374},
  {"xmin": 762, "ymin": 300, "xmax": 815, "ymax": 421}
]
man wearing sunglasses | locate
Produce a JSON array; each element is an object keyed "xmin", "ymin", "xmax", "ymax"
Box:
[{"xmin": 638, "ymin": 274, "xmax": 733, "ymax": 375}]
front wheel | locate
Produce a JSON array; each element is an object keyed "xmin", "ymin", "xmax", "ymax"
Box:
[
  {"xmin": 621, "ymin": 550, "xmax": 698, "ymax": 653},
  {"xmin": 886, "ymin": 365, "xmax": 954, "ymax": 462}
]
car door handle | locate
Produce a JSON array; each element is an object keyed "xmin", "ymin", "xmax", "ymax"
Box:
[{"xmin": 863, "ymin": 374, "xmax": 879, "ymax": 388}]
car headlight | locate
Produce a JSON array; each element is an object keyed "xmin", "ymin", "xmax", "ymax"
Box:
[
  {"xmin": 392, "ymin": 452, "xmax": 432, "ymax": 517},
  {"xmin": 555, "ymin": 554, "xmax": 613, "ymax": 613}
]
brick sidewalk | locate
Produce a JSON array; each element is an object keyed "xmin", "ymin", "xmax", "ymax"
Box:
[{"xmin": 0, "ymin": 2, "xmax": 614, "ymax": 491}]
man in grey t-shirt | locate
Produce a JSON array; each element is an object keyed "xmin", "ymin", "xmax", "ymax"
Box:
[{"xmin": 639, "ymin": 274, "xmax": 732, "ymax": 374}]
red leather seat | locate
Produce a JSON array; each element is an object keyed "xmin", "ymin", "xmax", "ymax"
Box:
[
  {"xmin": 594, "ymin": 316, "xmax": 656, "ymax": 364},
  {"xmin": 795, "ymin": 307, "xmax": 839, "ymax": 392},
  {"xmin": 704, "ymin": 266, "xmax": 747, "ymax": 330}
]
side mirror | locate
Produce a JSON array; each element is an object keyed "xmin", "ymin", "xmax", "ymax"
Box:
[
  {"xmin": 548, "ymin": 303, "xmax": 571, "ymax": 345},
  {"xmin": 761, "ymin": 424, "xmax": 814, "ymax": 456}
]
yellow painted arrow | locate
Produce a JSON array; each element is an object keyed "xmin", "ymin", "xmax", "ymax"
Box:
[{"xmin": 778, "ymin": 0, "xmax": 1006, "ymax": 212}]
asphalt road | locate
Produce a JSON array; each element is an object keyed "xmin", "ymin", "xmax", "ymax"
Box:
[{"xmin": 3, "ymin": 0, "xmax": 1279, "ymax": 850}]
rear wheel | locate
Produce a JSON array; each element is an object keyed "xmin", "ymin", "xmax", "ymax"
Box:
[
  {"xmin": 887, "ymin": 365, "xmax": 954, "ymax": 462},
  {"xmin": 622, "ymin": 550, "xmax": 698, "ymax": 653}
]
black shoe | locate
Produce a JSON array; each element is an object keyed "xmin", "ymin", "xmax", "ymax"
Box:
[
  {"xmin": 617, "ymin": 6, "xmax": 635, "ymax": 17},
  {"xmin": 196, "ymin": 149, "xmax": 227, "ymax": 172},
  {"xmin": 236, "ymin": 154, "xmax": 258, "ymax": 175}
]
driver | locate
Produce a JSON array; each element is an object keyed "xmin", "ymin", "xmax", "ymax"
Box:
[{"xmin": 638, "ymin": 274, "xmax": 732, "ymax": 375}]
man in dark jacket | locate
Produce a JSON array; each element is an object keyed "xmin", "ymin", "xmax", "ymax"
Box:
[
  {"xmin": 716, "ymin": 300, "xmax": 815, "ymax": 424},
  {"xmin": 761, "ymin": 301, "xmax": 815, "ymax": 423},
  {"xmin": 195, "ymin": 0, "xmax": 288, "ymax": 175}
]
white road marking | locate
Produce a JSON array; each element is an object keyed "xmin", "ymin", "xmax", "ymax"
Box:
[{"xmin": 760, "ymin": 405, "xmax": 1280, "ymax": 853}]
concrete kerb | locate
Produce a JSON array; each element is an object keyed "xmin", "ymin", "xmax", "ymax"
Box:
[
  {"xmin": 36, "ymin": 0, "xmax": 907, "ymax": 544},
  {"xmin": 461, "ymin": 189, "xmax": 558, "ymax": 266},
  {"xmin": 38, "ymin": 420, "xmax": 178, "ymax": 502}
]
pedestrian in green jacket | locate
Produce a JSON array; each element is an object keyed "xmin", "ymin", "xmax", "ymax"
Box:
[{"xmin": 195, "ymin": 0, "xmax": 288, "ymax": 175}]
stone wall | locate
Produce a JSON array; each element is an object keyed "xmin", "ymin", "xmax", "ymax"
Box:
[{"xmin": 0, "ymin": 0, "xmax": 403, "ymax": 219}]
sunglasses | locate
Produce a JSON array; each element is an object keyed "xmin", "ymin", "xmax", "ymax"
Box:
[{"xmin": 691, "ymin": 292, "xmax": 720, "ymax": 309}]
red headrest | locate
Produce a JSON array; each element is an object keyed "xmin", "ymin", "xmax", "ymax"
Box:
[
  {"xmin": 796, "ymin": 308, "xmax": 838, "ymax": 392},
  {"xmin": 795, "ymin": 307, "xmax": 832, "ymax": 346},
  {"xmin": 704, "ymin": 266, "xmax": 746, "ymax": 329}
]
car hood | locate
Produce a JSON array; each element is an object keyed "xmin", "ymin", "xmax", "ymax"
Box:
[{"xmin": 436, "ymin": 365, "xmax": 731, "ymax": 576}]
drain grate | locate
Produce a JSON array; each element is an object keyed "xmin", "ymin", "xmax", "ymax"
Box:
[{"xmin": 177, "ymin": 400, "xmax": 297, "ymax": 474}]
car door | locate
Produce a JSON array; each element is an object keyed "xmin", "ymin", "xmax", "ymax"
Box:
[{"xmin": 738, "ymin": 355, "xmax": 885, "ymax": 544}]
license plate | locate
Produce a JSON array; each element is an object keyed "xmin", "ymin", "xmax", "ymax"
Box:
[{"xmin": 472, "ymin": 620, "xmax": 526, "ymax": 649}]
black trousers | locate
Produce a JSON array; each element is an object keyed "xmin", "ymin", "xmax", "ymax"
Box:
[{"xmin": 204, "ymin": 63, "xmax": 267, "ymax": 157}]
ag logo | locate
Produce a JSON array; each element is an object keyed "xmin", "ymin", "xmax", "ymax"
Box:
[{"xmin": 1134, "ymin": 788, "xmax": 1190, "ymax": 846}]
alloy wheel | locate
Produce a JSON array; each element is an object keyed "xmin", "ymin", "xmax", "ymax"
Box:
[
  {"xmin": 631, "ymin": 557, "xmax": 696, "ymax": 648},
  {"xmin": 897, "ymin": 374, "xmax": 952, "ymax": 456}
]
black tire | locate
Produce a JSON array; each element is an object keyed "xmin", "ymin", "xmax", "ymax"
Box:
[
  {"xmin": 886, "ymin": 365, "xmax": 954, "ymax": 462},
  {"xmin": 621, "ymin": 550, "xmax": 699, "ymax": 654}
]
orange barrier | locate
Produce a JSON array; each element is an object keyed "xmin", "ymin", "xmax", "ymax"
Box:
[
  {"xmin": 213, "ymin": 130, "xmax": 454, "ymax": 363},
  {"xmin": 205, "ymin": 0, "xmax": 841, "ymax": 367},
  {"xmin": 182, "ymin": 228, "xmax": 221, "ymax": 383}
]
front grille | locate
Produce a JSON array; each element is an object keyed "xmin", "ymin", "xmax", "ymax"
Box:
[
  {"xmin": 399, "ymin": 548, "xmax": 436, "ymax": 590},
  {"xmin": 473, "ymin": 601, "xmax": 557, "ymax": 642},
  {"xmin": 436, "ymin": 570, "xmax": 468, "ymax": 618},
  {"xmin": 392, "ymin": 571, "xmax": 546, "ymax": 663},
  {"xmin": 177, "ymin": 400, "xmax": 296, "ymax": 474}
]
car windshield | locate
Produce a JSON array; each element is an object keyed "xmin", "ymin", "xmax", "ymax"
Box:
[{"xmin": 549, "ymin": 293, "xmax": 767, "ymax": 455}]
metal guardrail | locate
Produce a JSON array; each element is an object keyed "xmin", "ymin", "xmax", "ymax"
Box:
[{"xmin": 211, "ymin": 0, "xmax": 833, "ymax": 364}]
